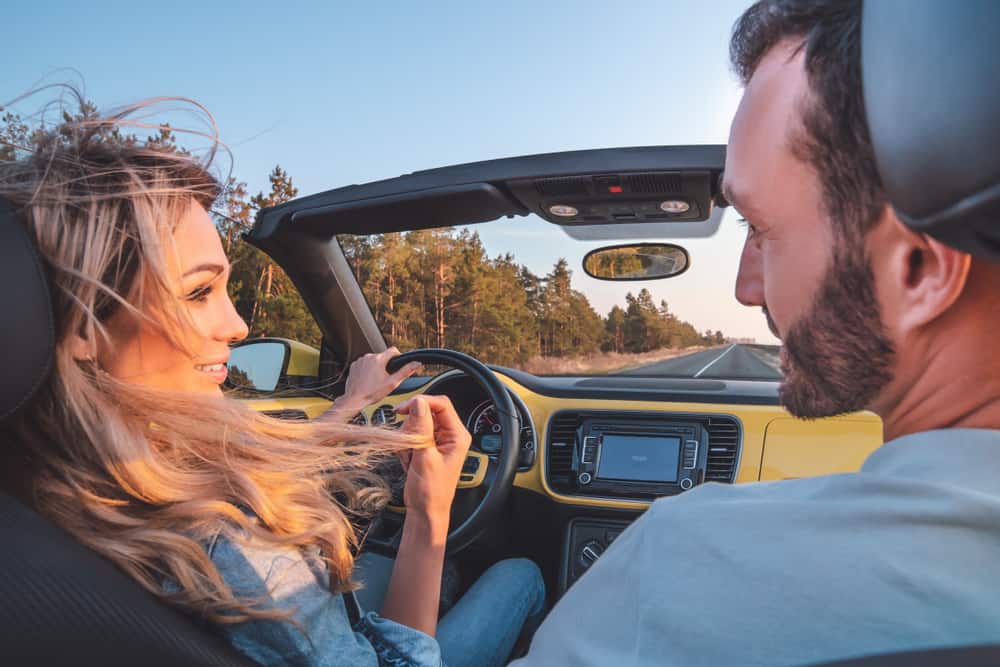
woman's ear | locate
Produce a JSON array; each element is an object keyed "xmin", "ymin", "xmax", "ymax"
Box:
[{"xmin": 69, "ymin": 334, "xmax": 95, "ymax": 362}]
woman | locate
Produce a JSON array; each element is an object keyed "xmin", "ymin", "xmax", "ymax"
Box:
[{"xmin": 0, "ymin": 97, "xmax": 544, "ymax": 667}]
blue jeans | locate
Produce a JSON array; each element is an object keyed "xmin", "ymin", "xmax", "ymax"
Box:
[{"xmin": 354, "ymin": 553, "xmax": 546, "ymax": 667}]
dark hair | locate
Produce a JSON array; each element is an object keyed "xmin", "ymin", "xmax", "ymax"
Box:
[{"xmin": 730, "ymin": 0, "xmax": 885, "ymax": 240}]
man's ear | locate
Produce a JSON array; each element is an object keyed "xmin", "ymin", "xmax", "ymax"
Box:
[{"xmin": 882, "ymin": 213, "xmax": 973, "ymax": 335}]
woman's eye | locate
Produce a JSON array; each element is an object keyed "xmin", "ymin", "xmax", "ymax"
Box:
[{"xmin": 186, "ymin": 286, "xmax": 212, "ymax": 302}]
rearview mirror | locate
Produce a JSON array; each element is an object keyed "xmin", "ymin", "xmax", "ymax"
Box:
[{"xmin": 583, "ymin": 243, "xmax": 689, "ymax": 281}]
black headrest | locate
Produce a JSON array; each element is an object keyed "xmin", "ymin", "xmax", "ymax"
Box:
[
  {"xmin": 0, "ymin": 198, "xmax": 55, "ymax": 420},
  {"xmin": 862, "ymin": 0, "xmax": 1000, "ymax": 260},
  {"xmin": 0, "ymin": 491, "xmax": 258, "ymax": 666}
]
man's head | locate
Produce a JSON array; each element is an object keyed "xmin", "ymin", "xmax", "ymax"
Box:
[{"xmin": 724, "ymin": 0, "xmax": 999, "ymax": 429}]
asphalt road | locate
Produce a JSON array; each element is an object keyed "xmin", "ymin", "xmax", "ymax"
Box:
[{"xmin": 621, "ymin": 344, "xmax": 783, "ymax": 380}]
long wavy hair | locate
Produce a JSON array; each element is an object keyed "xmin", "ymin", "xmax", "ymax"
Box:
[{"xmin": 0, "ymin": 92, "xmax": 421, "ymax": 624}]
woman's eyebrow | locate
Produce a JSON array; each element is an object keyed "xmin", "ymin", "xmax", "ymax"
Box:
[{"xmin": 182, "ymin": 262, "xmax": 229, "ymax": 278}]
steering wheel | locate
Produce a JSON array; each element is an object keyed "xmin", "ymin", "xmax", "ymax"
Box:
[{"xmin": 375, "ymin": 348, "xmax": 521, "ymax": 554}]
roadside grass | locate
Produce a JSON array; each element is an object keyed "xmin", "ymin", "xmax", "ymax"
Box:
[{"xmin": 517, "ymin": 346, "xmax": 712, "ymax": 376}]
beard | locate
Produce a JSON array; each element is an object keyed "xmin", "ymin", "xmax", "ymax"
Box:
[{"xmin": 773, "ymin": 241, "xmax": 896, "ymax": 419}]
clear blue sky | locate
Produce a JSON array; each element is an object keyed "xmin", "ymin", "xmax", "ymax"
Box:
[{"xmin": 7, "ymin": 0, "xmax": 777, "ymax": 344}]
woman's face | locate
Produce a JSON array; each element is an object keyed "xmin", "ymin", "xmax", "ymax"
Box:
[{"xmin": 96, "ymin": 200, "xmax": 249, "ymax": 395}]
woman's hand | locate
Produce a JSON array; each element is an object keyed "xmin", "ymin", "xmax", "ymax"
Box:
[
  {"xmin": 395, "ymin": 394, "xmax": 472, "ymax": 522},
  {"xmin": 329, "ymin": 347, "xmax": 422, "ymax": 418},
  {"xmin": 380, "ymin": 394, "xmax": 471, "ymax": 636}
]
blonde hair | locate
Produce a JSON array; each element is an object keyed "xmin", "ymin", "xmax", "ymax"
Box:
[{"xmin": 0, "ymin": 92, "xmax": 421, "ymax": 624}]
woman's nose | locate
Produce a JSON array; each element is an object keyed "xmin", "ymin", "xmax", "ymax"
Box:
[{"xmin": 220, "ymin": 296, "xmax": 249, "ymax": 343}]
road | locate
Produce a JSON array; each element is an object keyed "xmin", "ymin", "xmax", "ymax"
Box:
[{"xmin": 621, "ymin": 344, "xmax": 783, "ymax": 380}]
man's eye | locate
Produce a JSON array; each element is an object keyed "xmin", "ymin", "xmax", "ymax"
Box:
[{"xmin": 737, "ymin": 217, "xmax": 758, "ymax": 237}]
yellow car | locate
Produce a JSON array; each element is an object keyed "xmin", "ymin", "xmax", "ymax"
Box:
[{"xmin": 231, "ymin": 145, "xmax": 883, "ymax": 595}]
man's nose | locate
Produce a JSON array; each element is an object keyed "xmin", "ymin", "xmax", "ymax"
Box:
[{"xmin": 735, "ymin": 237, "xmax": 764, "ymax": 307}]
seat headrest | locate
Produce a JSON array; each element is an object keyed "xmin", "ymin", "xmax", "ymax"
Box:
[
  {"xmin": 862, "ymin": 0, "xmax": 1000, "ymax": 260},
  {"xmin": 0, "ymin": 198, "xmax": 55, "ymax": 420}
]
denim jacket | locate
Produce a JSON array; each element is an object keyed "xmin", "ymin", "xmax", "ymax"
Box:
[{"xmin": 207, "ymin": 533, "xmax": 444, "ymax": 667}]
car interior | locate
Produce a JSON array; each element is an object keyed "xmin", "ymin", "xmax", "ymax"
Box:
[{"xmin": 2, "ymin": 2, "xmax": 999, "ymax": 665}]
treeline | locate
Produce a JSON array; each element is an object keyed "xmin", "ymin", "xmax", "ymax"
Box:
[
  {"xmin": 339, "ymin": 230, "xmax": 725, "ymax": 367},
  {"xmin": 2, "ymin": 103, "xmax": 726, "ymax": 367}
]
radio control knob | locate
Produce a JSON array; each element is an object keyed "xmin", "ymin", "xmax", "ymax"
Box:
[
  {"xmin": 680, "ymin": 478, "xmax": 694, "ymax": 490},
  {"xmin": 578, "ymin": 472, "xmax": 592, "ymax": 485},
  {"xmin": 578, "ymin": 540, "xmax": 605, "ymax": 568}
]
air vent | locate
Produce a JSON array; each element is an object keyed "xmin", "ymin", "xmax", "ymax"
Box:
[
  {"xmin": 261, "ymin": 409, "xmax": 309, "ymax": 421},
  {"xmin": 546, "ymin": 413, "xmax": 580, "ymax": 492},
  {"xmin": 535, "ymin": 176, "xmax": 591, "ymax": 197},
  {"xmin": 372, "ymin": 404, "xmax": 399, "ymax": 426},
  {"xmin": 625, "ymin": 172, "xmax": 683, "ymax": 194},
  {"xmin": 705, "ymin": 416, "xmax": 741, "ymax": 483}
]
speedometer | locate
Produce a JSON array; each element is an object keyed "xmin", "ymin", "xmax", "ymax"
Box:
[
  {"xmin": 468, "ymin": 400, "xmax": 504, "ymax": 453},
  {"xmin": 466, "ymin": 399, "xmax": 536, "ymax": 461}
]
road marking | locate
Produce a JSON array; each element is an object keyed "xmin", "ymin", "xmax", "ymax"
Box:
[{"xmin": 693, "ymin": 344, "xmax": 737, "ymax": 378}]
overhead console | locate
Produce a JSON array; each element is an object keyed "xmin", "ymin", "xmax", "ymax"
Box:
[{"xmin": 546, "ymin": 410, "xmax": 742, "ymax": 502}]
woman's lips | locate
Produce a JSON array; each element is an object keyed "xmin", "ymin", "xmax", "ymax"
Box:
[{"xmin": 195, "ymin": 362, "xmax": 228, "ymax": 384}]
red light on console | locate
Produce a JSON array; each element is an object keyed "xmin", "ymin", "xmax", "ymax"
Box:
[{"xmin": 608, "ymin": 185, "xmax": 623, "ymax": 193}]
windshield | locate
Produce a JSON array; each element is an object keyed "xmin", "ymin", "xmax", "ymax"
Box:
[{"xmin": 338, "ymin": 212, "xmax": 782, "ymax": 380}]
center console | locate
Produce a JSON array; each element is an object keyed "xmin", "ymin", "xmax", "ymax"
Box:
[
  {"xmin": 575, "ymin": 417, "xmax": 707, "ymax": 497},
  {"xmin": 547, "ymin": 410, "xmax": 742, "ymax": 592},
  {"xmin": 560, "ymin": 517, "xmax": 633, "ymax": 592}
]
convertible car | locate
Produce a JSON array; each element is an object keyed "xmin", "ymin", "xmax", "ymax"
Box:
[
  {"xmin": 4, "ymin": 2, "xmax": 998, "ymax": 665},
  {"xmin": 228, "ymin": 145, "xmax": 884, "ymax": 595}
]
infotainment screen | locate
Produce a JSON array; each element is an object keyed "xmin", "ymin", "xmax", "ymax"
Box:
[{"xmin": 597, "ymin": 434, "xmax": 681, "ymax": 483}]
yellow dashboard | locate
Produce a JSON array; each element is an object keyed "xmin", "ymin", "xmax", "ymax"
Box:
[{"xmin": 241, "ymin": 369, "xmax": 884, "ymax": 512}]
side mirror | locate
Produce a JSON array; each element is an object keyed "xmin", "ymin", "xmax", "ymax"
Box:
[
  {"xmin": 227, "ymin": 340, "xmax": 289, "ymax": 392},
  {"xmin": 583, "ymin": 243, "xmax": 690, "ymax": 281}
]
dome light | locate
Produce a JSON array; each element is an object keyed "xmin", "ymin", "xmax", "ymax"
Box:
[
  {"xmin": 659, "ymin": 199, "xmax": 690, "ymax": 214},
  {"xmin": 549, "ymin": 204, "xmax": 579, "ymax": 217}
]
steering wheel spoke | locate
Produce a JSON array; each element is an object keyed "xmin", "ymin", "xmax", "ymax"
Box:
[{"xmin": 457, "ymin": 451, "xmax": 489, "ymax": 488}]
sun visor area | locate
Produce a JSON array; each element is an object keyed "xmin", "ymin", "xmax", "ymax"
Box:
[
  {"xmin": 248, "ymin": 146, "xmax": 726, "ymax": 246},
  {"xmin": 288, "ymin": 183, "xmax": 527, "ymax": 236},
  {"xmin": 558, "ymin": 204, "xmax": 724, "ymax": 240}
]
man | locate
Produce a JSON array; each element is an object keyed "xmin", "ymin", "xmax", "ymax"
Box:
[{"xmin": 512, "ymin": 1, "xmax": 1000, "ymax": 665}]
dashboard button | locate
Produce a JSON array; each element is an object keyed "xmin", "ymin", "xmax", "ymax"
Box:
[
  {"xmin": 680, "ymin": 478, "xmax": 693, "ymax": 490},
  {"xmin": 578, "ymin": 472, "xmax": 592, "ymax": 485},
  {"xmin": 578, "ymin": 540, "xmax": 605, "ymax": 568},
  {"xmin": 518, "ymin": 444, "xmax": 535, "ymax": 468}
]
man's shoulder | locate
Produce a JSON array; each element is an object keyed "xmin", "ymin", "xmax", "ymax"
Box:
[
  {"xmin": 647, "ymin": 472, "xmax": 864, "ymax": 516},
  {"xmin": 633, "ymin": 471, "xmax": 918, "ymax": 553}
]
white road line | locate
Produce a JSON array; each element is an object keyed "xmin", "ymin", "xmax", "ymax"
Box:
[{"xmin": 693, "ymin": 344, "xmax": 737, "ymax": 378}]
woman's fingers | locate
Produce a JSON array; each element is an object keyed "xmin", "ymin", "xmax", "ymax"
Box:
[
  {"xmin": 397, "ymin": 395, "xmax": 434, "ymax": 438},
  {"xmin": 397, "ymin": 449, "xmax": 412, "ymax": 472}
]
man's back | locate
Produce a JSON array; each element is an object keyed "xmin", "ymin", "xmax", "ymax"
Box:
[{"xmin": 514, "ymin": 430, "xmax": 1000, "ymax": 667}]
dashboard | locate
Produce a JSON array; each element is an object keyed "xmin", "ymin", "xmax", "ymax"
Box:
[
  {"xmin": 252, "ymin": 367, "xmax": 883, "ymax": 508},
  {"xmin": 248, "ymin": 366, "xmax": 883, "ymax": 595},
  {"xmin": 353, "ymin": 367, "xmax": 883, "ymax": 507}
]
